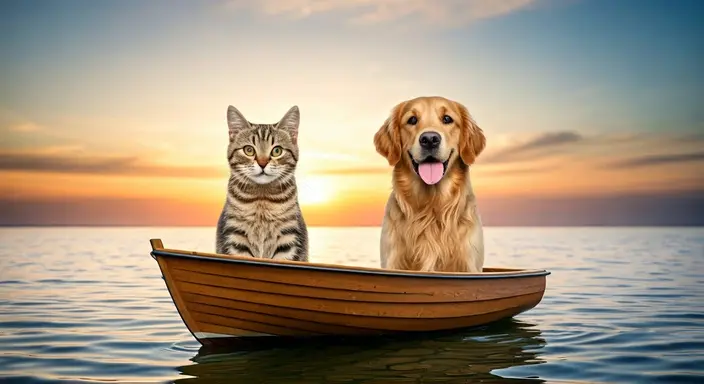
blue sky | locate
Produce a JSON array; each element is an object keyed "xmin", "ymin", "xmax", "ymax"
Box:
[{"xmin": 2, "ymin": 0, "xmax": 702, "ymax": 137}]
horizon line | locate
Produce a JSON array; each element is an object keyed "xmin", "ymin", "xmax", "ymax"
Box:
[{"xmin": 1, "ymin": 224, "xmax": 702, "ymax": 228}]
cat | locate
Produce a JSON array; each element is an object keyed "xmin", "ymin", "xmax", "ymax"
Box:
[{"xmin": 215, "ymin": 105, "xmax": 309, "ymax": 262}]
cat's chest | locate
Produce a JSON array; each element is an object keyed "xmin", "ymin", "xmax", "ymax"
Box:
[
  {"xmin": 239, "ymin": 212, "xmax": 285, "ymax": 257},
  {"xmin": 244, "ymin": 220, "xmax": 279, "ymax": 242}
]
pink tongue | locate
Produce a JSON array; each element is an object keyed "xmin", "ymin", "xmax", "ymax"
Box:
[{"xmin": 418, "ymin": 162, "xmax": 444, "ymax": 185}]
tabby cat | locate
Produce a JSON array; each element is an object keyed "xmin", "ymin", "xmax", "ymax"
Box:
[{"xmin": 215, "ymin": 105, "xmax": 309, "ymax": 262}]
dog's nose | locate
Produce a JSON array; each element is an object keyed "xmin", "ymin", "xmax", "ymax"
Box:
[{"xmin": 419, "ymin": 131, "xmax": 441, "ymax": 150}]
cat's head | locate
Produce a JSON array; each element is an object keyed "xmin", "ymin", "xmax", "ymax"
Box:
[{"xmin": 226, "ymin": 105, "xmax": 300, "ymax": 185}]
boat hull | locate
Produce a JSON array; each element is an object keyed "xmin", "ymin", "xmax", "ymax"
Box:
[{"xmin": 149, "ymin": 239, "xmax": 549, "ymax": 346}]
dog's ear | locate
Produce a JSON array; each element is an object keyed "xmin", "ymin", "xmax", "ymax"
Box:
[
  {"xmin": 374, "ymin": 102, "xmax": 405, "ymax": 166},
  {"xmin": 457, "ymin": 103, "xmax": 486, "ymax": 165}
]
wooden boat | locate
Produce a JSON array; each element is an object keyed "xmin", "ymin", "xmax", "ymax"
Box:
[{"xmin": 149, "ymin": 239, "xmax": 550, "ymax": 346}]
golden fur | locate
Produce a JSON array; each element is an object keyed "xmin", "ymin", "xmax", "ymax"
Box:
[{"xmin": 374, "ymin": 96, "xmax": 486, "ymax": 273}]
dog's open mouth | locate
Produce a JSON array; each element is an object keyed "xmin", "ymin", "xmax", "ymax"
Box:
[{"xmin": 409, "ymin": 150, "xmax": 452, "ymax": 185}]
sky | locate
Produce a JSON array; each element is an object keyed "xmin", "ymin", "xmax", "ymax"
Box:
[{"xmin": 1, "ymin": 0, "xmax": 702, "ymax": 226}]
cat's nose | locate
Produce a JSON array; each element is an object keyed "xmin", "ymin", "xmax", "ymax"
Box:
[{"xmin": 256, "ymin": 157, "xmax": 269, "ymax": 169}]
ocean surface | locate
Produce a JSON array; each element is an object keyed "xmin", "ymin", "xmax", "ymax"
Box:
[{"xmin": 0, "ymin": 227, "xmax": 702, "ymax": 383}]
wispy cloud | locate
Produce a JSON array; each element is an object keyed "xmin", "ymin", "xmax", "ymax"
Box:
[
  {"xmin": 477, "ymin": 165, "xmax": 556, "ymax": 176},
  {"xmin": 312, "ymin": 166, "xmax": 391, "ymax": 175},
  {"xmin": 224, "ymin": 0, "xmax": 539, "ymax": 26},
  {"xmin": 481, "ymin": 131, "xmax": 584, "ymax": 164},
  {"xmin": 0, "ymin": 151, "xmax": 224, "ymax": 179},
  {"xmin": 310, "ymin": 164, "xmax": 552, "ymax": 176},
  {"xmin": 480, "ymin": 130, "xmax": 704, "ymax": 166},
  {"xmin": 517, "ymin": 131, "xmax": 583, "ymax": 149},
  {"xmin": 607, "ymin": 152, "xmax": 704, "ymax": 169},
  {"xmin": 1, "ymin": 108, "xmax": 43, "ymax": 133},
  {"xmin": 309, "ymin": 130, "xmax": 704, "ymax": 175},
  {"xmin": 8, "ymin": 122, "xmax": 42, "ymax": 132}
]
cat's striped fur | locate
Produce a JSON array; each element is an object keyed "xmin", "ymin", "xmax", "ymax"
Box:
[{"xmin": 215, "ymin": 105, "xmax": 309, "ymax": 262}]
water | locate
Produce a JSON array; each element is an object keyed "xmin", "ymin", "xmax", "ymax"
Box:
[{"xmin": 0, "ymin": 227, "xmax": 702, "ymax": 383}]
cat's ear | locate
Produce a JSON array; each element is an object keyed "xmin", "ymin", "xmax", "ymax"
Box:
[
  {"xmin": 227, "ymin": 105, "xmax": 249, "ymax": 140},
  {"xmin": 277, "ymin": 105, "xmax": 300, "ymax": 145}
]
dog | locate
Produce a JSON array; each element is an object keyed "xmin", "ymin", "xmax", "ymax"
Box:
[{"xmin": 373, "ymin": 96, "xmax": 486, "ymax": 273}]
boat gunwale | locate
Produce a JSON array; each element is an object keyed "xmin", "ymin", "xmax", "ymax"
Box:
[{"xmin": 151, "ymin": 248, "xmax": 551, "ymax": 280}]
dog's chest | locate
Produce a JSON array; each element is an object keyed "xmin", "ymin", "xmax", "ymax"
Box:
[
  {"xmin": 402, "ymin": 211, "xmax": 472, "ymax": 269},
  {"xmin": 406, "ymin": 213, "xmax": 466, "ymax": 245}
]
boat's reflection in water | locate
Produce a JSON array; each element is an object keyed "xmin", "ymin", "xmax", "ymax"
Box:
[{"xmin": 174, "ymin": 318, "xmax": 547, "ymax": 383}]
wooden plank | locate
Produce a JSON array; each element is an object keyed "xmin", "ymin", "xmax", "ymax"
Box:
[
  {"xmin": 158, "ymin": 246, "xmax": 547, "ymax": 277},
  {"xmin": 170, "ymin": 268, "xmax": 544, "ymax": 304},
  {"xmin": 169, "ymin": 258, "xmax": 544, "ymax": 300},
  {"xmin": 191, "ymin": 311, "xmax": 317, "ymax": 337},
  {"xmin": 182, "ymin": 292, "xmax": 542, "ymax": 332},
  {"xmin": 190, "ymin": 302, "xmax": 381, "ymax": 335},
  {"xmin": 177, "ymin": 280, "xmax": 542, "ymax": 319},
  {"xmin": 155, "ymin": 257, "xmax": 203, "ymax": 337}
]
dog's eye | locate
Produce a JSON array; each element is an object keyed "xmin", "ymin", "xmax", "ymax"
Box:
[
  {"xmin": 407, "ymin": 116, "xmax": 418, "ymax": 125},
  {"xmin": 442, "ymin": 115, "xmax": 454, "ymax": 124}
]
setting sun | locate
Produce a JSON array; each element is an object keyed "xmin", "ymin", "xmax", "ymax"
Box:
[{"xmin": 298, "ymin": 175, "xmax": 335, "ymax": 206}]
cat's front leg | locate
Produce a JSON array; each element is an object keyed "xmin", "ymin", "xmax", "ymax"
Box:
[
  {"xmin": 216, "ymin": 209, "xmax": 256, "ymax": 257},
  {"xmin": 271, "ymin": 244, "xmax": 296, "ymax": 261},
  {"xmin": 270, "ymin": 216, "xmax": 308, "ymax": 261}
]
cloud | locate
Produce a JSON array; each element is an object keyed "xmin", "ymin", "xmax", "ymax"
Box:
[
  {"xmin": 303, "ymin": 152, "xmax": 361, "ymax": 162},
  {"xmin": 607, "ymin": 152, "xmax": 704, "ymax": 169},
  {"xmin": 476, "ymin": 190, "xmax": 704, "ymax": 226},
  {"xmin": 0, "ymin": 151, "xmax": 224, "ymax": 179},
  {"xmin": 224, "ymin": 0, "xmax": 539, "ymax": 26},
  {"xmin": 477, "ymin": 165, "xmax": 555, "ymax": 176},
  {"xmin": 516, "ymin": 131, "xmax": 582, "ymax": 149},
  {"xmin": 312, "ymin": 166, "xmax": 391, "ymax": 175},
  {"xmin": 0, "ymin": 197, "xmax": 221, "ymax": 227},
  {"xmin": 674, "ymin": 132, "xmax": 704, "ymax": 144},
  {"xmin": 480, "ymin": 131, "xmax": 584, "ymax": 164},
  {"xmin": 310, "ymin": 130, "xmax": 703, "ymax": 175},
  {"xmin": 310, "ymin": 164, "xmax": 552, "ymax": 176},
  {"xmin": 0, "ymin": 108, "xmax": 43, "ymax": 133},
  {"xmin": 478, "ymin": 130, "xmax": 704, "ymax": 175},
  {"xmin": 8, "ymin": 122, "xmax": 42, "ymax": 132}
]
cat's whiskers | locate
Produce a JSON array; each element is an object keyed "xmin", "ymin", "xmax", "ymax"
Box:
[{"xmin": 278, "ymin": 171, "xmax": 293, "ymax": 195}]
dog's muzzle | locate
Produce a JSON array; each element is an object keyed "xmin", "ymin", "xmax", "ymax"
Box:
[{"xmin": 409, "ymin": 149, "xmax": 453, "ymax": 185}]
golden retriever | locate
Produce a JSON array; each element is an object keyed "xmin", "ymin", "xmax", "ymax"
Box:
[{"xmin": 373, "ymin": 96, "xmax": 486, "ymax": 273}]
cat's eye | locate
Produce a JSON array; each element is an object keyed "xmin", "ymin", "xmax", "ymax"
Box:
[
  {"xmin": 442, "ymin": 115, "xmax": 454, "ymax": 124},
  {"xmin": 407, "ymin": 116, "xmax": 418, "ymax": 125},
  {"xmin": 243, "ymin": 145, "xmax": 255, "ymax": 156},
  {"xmin": 270, "ymin": 146, "xmax": 283, "ymax": 158}
]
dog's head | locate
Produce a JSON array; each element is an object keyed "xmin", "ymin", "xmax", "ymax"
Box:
[{"xmin": 374, "ymin": 96, "xmax": 486, "ymax": 185}]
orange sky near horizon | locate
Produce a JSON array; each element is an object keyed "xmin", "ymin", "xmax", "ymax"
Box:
[{"xmin": 2, "ymin": 134, "xmax": 702, "ymax": 226}]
